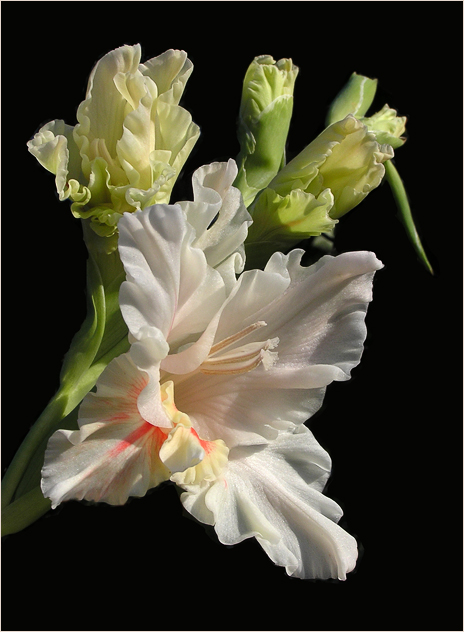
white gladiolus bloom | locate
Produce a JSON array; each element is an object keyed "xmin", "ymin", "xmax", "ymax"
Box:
[
  {"xmin": 27, "ymin": 44, "xmax": 199, "ymax": 239},
  {"xmin": 41, "ymin": 203, "xmax": 382, "ymax": 580}
]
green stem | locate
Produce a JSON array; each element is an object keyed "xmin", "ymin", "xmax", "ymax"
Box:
[
  {"xmin": 2, "ymin": 487, "xmax": 51, "ymax": 537},
  {"xmin": 1, "ymin": 327, "xmax": 129, "ymax": 531},
  {"xmin": 1, "ymin": 390, "xmax": 67, "ymax": 510},
  {"xmin": 1, "ymin": 224, "xmax": 129, "ymax": 528},
  {"xmin": 384, "ymin": 159, "xmax": 434, "ymax": 275}
]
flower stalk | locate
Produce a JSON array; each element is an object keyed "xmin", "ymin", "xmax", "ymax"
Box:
[{"xmin": 3, "ymin": 44, "xmax": 430, "ymax": 581}]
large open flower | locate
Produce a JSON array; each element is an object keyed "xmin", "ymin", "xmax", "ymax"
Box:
[
  {"xmin": 27, "ymin": 44, "xmax": 199, "ymax": 240},
  {"xmin": 41, "ymin": 204, "xmax": 382, "ymax": 579}
]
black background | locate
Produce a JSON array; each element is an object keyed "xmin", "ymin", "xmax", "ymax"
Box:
[{"xmin": 2, "ymin": 3, "xmax": 462, "ymax": 632}]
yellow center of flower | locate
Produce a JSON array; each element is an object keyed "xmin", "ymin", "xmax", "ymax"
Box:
[{"xmin": 159, "ymin": 381, "xmax": 229, "ymax": 486}]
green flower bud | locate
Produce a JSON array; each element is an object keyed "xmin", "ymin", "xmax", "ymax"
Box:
[
  {"xmin": 270, "ymin": 114, "xmax": 394, "ymax": 219},
  {"xmin": 245, "ymin": 188, "xmax": 336, "ymax": 268},
  {"xmin": 234, "ymin": 55, "xmax": 299, "ymax": 207},
  {"xmin": 326, "ymin": 72, "xmax": 407, "ymax": 149},
  {"xmin": 245, "ymin": 115, "xmax": 394, "ymax": 266},
  {"xmin": 326, "ymin": 72, "xmax": 378, "ymax": 126}
]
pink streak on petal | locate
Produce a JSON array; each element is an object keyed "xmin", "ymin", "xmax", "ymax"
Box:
[
  {"xmin": 189, "ymin": 427, "xmax": 213, "ymax": 455},
  {"xmin": 108, "ymin": 422, "xmax": 167, "ymax": 458}
]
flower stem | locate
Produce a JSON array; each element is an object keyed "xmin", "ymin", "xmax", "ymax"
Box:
[
  {"xmin": 384, "ymin": 159, "xmax": 434, "ymax": 275},
  {"xmin": 1, "ymin": 487, "xmax": 51, "ymax": 537},
  {"xmin": 1, "ymin": 390, "xmax": 68, "ymax": 510},
  {"xmin": 1, "ymin": 227, "xmax": 130, "ymax": 529}
]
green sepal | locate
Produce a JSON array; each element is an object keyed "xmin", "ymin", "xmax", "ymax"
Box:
[
  {"xmin": 384, "ymin": 159, "xmax": 433, "ymax": 274},
  {"xmin": 326, "ymin": 72, "xmax": 378, "ymax": 126}
]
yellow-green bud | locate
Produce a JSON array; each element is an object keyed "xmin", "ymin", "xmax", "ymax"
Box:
[
  {"xmin": 234, "ymin": 55, "xmax": 299, "ymax": 207},
  {"xmin": 326, "ymin": 72, "xmax": 406, "ymax": 149},
  {"xmin": 245, "ymin": 188, "xmax": 336, "ymax": 268},
  {"xmin": 360, "ymin": 104, "xmax": 407, "ymax": 149},
  {"xmin": 270, "ymin": 115, "xmax": 394, "ymax": 219},
  {"xmin": 245, "ymin": 114, "xmax": 394, "ymax": 266}
]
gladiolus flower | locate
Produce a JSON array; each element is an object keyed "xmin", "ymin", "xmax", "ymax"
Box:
[
  {"xmin": 41, "ymin": 203, "xmax": 382, "ymax": 580},
  {"xmin": 27, "ymin": 44, "xmax": 199, "ymax": 243}
]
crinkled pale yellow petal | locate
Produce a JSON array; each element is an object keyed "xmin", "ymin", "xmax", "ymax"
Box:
[
  {"xmin": 360, "ymin": 104, "xmax": 407, "ymax": 149},
  {"xmin": 74, "ymin": 44, "xmax": 142, "ymax": 167},
  {"xmin": 245, "ymin": 188, "xmax": 336, "ymax": 268},
  {"xmin": 28, "ymin": 44, "xmax": 199, "ymax": 245},
  {"xmin": 140, "ymin": 49, "xmax": 193, "ymax": 105},
  {"xmin": 27, "ymin": 119, "xmax": 90, "ymax": 204}
]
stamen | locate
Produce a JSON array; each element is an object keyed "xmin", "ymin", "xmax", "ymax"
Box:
[
  {"xmin": 209, "ymin": 321, "xmax": 267, "ymax": 356},
  {"xmin": 202, "ymin": 344, "xmax": 269, "ymax": 366},
  {"xmin": 200, "ymin": 354, "xmax": 265, "ymax": 376},
  {"xmin": 200, "ymin": 336, "xmax": 279, "ymax": 376}
]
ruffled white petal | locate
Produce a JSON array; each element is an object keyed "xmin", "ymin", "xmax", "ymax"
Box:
[
  {"xmin": 173, "ymin": 249, "xmax": 382, "ymax": 447},
  {"xmin": 118, "ymin": 204, "xmax": 227, "ymax": 357},
  {"xmin": 215, "ymin": 249, "xmax": 382, "ymax": 386},
  {"xmin": 180, "ymin": 426, "xmax": 358, "ymax": 580},
  {"xmin": 41, "ymin": 354, "xmax": 171, "ymax": 507},
  {"xmin": 178, "ymin": 160, "xmax": 252, "ymax": 289}
]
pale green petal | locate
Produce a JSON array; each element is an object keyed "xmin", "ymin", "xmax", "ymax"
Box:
[
  {"xmin": 125, "ymin": 162, "xmax": 177, "ymax": 211},
  {"xmin": 116, "ymin": 94, "xmax": 156, "ymax": 190},
  {"xmin": 28, "ymin": 43, "xmax": 199, "ymax": 250},
  {"xmin": 251, "ymin": 188, "xmax": 336, "ymax": 240},
  {"xmin": 140, "ymin": 49, "xmax": 193, "ymax": 105},
  {"xmin": 245, "ymin": 188, "xmax": 336, "ymax": 268},
  {"xmin": 74, "ymin": 44, "xmax": 142, "ymax": 174},
  {"xmin": 240, "ymin": 55, "xmax": 298, "ymax": 123},
  {"xmin": 27, "ymin": 119, "xmax": 89, "ymax": 203},
  {"xmin": 152, "ymin": 100, "xmax": 200, "ymax": 202},
  {"xmin": 360, "ymin": 104, "xmax": 407, "ymax": 149}
]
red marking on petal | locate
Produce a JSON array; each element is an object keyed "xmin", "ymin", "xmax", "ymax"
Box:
[
  {"xmin": 127, "ymin": 376, "xmax": 149, "ymax": 402},
  {"xmin": 105, "ymin": 413, "xmax": 130, "ymax": 422},
  {"xmin": 109, "ymin": 423, "xmax": 167, "ymax": 458},
  {"xmin": 189, "ymin": 427, "xmax": 213, "ymax": 455}
]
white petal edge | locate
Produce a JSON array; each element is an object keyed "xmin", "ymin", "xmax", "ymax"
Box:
[{"xmin": 180, "ymin": 426, "xmax": 358, "ymax": 580}]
